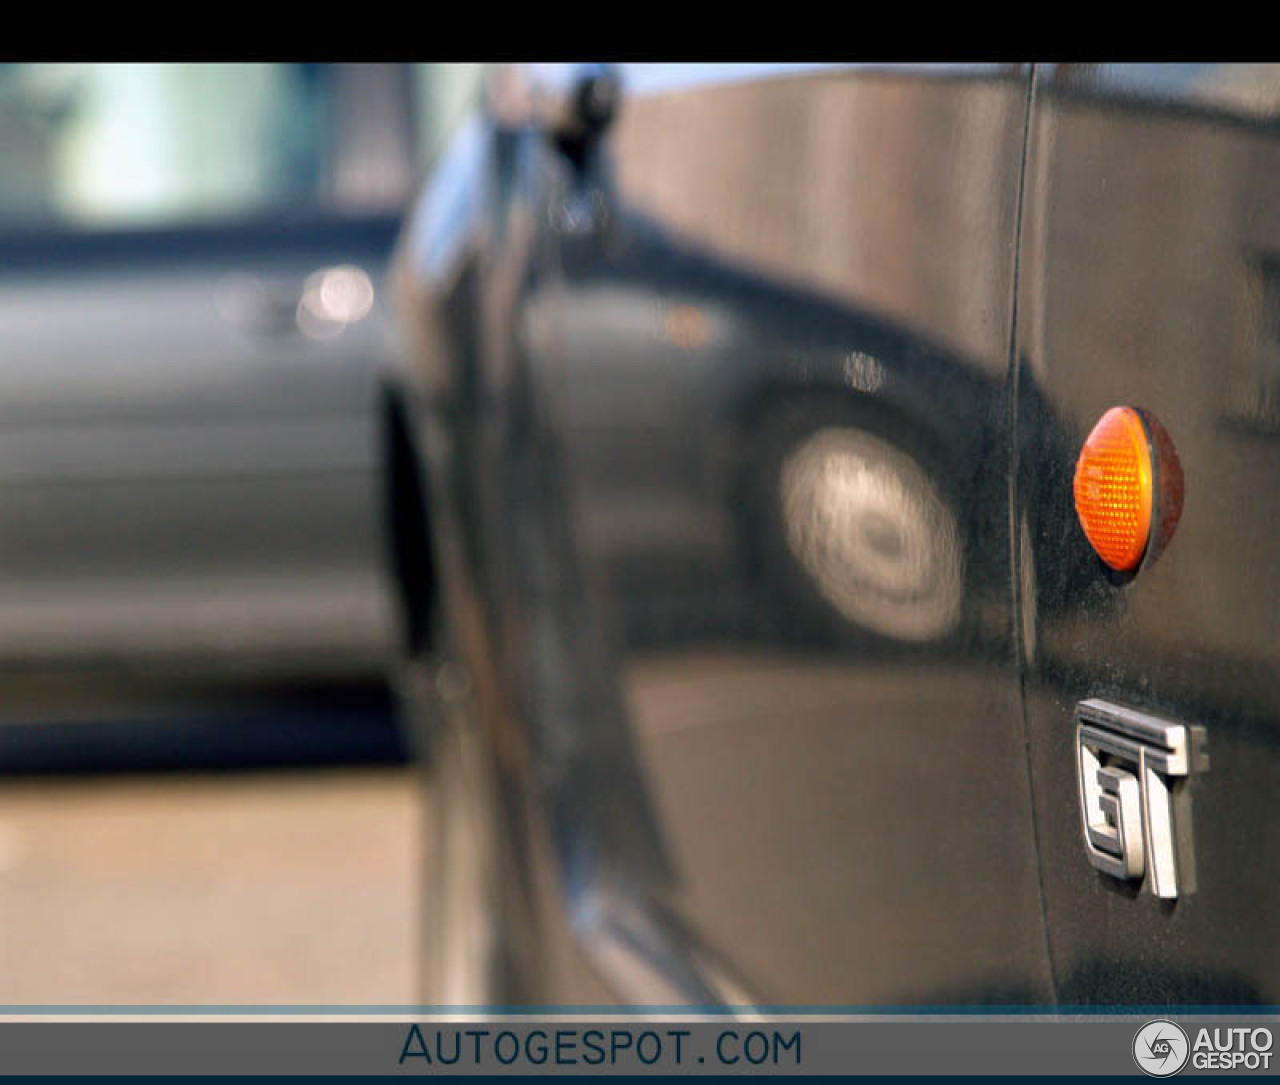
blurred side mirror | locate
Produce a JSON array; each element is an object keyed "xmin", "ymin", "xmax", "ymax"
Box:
[{"xmin": 486, "ymin": 64, "xmax": 620, "ymax": 171}]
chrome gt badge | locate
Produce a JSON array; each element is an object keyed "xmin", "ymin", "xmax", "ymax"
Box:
[{"xmin": 1076, "ymin": 699, "xmax": 1208, "ymax": 899}]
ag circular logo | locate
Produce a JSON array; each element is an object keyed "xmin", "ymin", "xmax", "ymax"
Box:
[{"xmin": 1134, "ymin": 1020, "xmax": 1190, "ymax": 1077}]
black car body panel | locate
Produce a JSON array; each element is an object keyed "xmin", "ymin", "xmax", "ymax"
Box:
[
  {"xmin": 387, "ymin": 63, "xmax": 1280, "ymax": 1006},
  {"xmin": 1015, "ymin": 63, "xmax": 1280, "ymax": 1005}
]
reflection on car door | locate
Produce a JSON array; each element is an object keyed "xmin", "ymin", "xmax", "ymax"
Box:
[{"xmin": 528, "ymin": 63, "xmax": 1055, "ymax": 1004}]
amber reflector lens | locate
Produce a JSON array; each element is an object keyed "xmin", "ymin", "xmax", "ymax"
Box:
[{"xmin": 1073, "ymin": 407, "xmax": 1154, "ymax": 572}]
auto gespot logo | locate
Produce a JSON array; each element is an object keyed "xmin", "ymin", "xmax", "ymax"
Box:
[{"xmin": 1133, "ymin": 1021, "xmax": 1275, "ymax": 1075}]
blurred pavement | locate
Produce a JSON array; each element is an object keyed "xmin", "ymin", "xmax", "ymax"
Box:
[{"xmin": 0, "ymin": 765, "xmax": 418, "ymax": 1005}]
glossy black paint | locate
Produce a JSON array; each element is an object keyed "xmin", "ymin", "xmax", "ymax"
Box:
[
  {"xmin": 387, "ymin": 63, "xmax": 1278, "ymax": 1006},
  {"xmin": 1015, "ymin": 63, "xmax": 1280, "ymax": 1004}
]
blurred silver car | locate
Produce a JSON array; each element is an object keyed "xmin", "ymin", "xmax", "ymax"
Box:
[{"xmin": 0, "ymin": 63, "xmax": 482, "ymax": 720}]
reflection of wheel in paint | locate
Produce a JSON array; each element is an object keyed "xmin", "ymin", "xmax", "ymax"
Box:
[{"xmin": 778, "ymin": 427, "xmax": 964, "ymax": 642}]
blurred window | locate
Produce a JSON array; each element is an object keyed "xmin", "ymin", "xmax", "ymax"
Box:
[{"xmin": 0, "ymin": 63, "xmax": 430, "ymax": 232}]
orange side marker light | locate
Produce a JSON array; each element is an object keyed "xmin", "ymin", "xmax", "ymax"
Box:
[{"xmin": 1073, "ymin": 406, "xmax": 1183, "ymax": 573}]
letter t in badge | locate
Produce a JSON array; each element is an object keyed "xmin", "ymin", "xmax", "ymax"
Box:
[{"xmin": 1075, "ymin": 699, "xmax": 1208, "ymax": 899}]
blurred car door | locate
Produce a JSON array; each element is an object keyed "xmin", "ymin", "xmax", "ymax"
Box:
[{"xmin": 0, "ymin": 64, "xmax": 417, "ymax": 690}]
